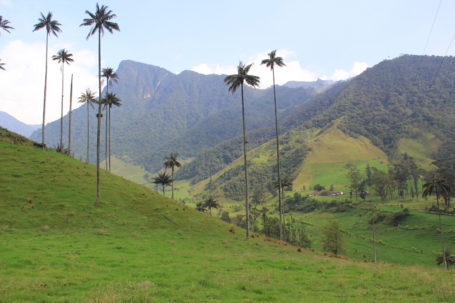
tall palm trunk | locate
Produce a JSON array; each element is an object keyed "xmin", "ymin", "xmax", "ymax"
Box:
[
  {"xmin": 372, "ymin": 222, "xmax": 377, "ymax": 263},
  {"xmin": 272, "ymin": 66, "xmax": 284, "ymax": 240},
  {"xmin": 108, "ymin": 105, "xmax": 112, "ymax": 171},
  {"xmin": 95, "ymin": 30, "xmax": 102, "ymax": 204},
  {"xmin": 241, "ymin": 83, "xmax": 250, "ymax": 239},
  {"xmin": 436, "ymin": 194, "xmax": 448, "ymax": 269},
  {"xmin": 171, "ymin": 167, "xmax": 174, "ymax": 200},
  {"xmin": 86, "ymin": 102, "xmax": 90, "ymax": 162},
  {"xmin": 105, "ymin": 82, "xmax": 109, "ymax": 170},
  {"xmin": 68, "ymin": 74, "xmax": 73, "ymax": 154},
  {"xmin": 59, "ymin": 63, "xmax": 65, "ymax": 148},
  {"xmin": 41, "ymin": 34, "xmax": 49, "ymax": 149}
]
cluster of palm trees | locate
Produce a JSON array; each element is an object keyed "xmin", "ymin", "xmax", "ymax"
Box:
[
  {"xmin": 152, "ymin": 153, "xmax": 181, "ymax": 199},
  {"xmin": 29, "ymin": 4, "xmax": 121, "ymax": 204},
  {"xmin": 224, "ymin": 50, "xmax": 286, "ymax": 239}
]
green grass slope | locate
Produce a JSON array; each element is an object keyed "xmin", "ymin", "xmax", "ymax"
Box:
[
  {"xmin": 293, "ymin": 123, "xmax": 388, "ymax": 192},
  {"xmin": 0, "ymin": 136, "xmax": 454, "ymax": 302}
]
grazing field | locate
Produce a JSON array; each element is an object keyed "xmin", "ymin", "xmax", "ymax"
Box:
[{"xmin": 0, "ymin": 134, "xmax": 454, "ymax": 302}]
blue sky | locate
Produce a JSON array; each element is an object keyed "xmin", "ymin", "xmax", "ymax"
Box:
[{"xmin": 1, "ymin": 0, "xmax": 455, "ymax": 123}]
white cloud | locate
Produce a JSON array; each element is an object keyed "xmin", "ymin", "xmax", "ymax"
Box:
[
  {"xmin": 0, "ymin": 0, "xmax": 11, "ymax": 6},
  {"xmin": 0, "ymin": 40, "xmax": 98, "ymax": 125},
  {"xmin": 191, "ymin": 49, "xmax": 369, "ymax": 88},
  {"xmin": 192, "ymin": 63, "xmax": 236, "ymax": 75},
  {"xmin": 327, "ymin": 61, "xmax": 369, "ymax": 81}
]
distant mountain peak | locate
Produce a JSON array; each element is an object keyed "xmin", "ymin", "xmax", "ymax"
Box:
[{"xmin": 0, "ymin": 111, "xmax": 40, "ymax": 137}]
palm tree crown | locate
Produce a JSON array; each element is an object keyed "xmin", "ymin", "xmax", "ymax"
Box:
[
  {"xmin": 224, "ymin": 62, "xmax": 260, "ymax": 92},
  {"xmin": 52, "ymin": 49, "xmax": 74, "ymax": 64},
  {"xmin": 164, "ymin": 153, "xmax": 181, "ymax": 172},
  {"xmin": 80, "ymin": 3, "xmax": 119, "ymax": 38},
  {"xmin": 102, "ymin": 93, "xmax": 122, "ymax": 110},
  {"xmin": 33, "ymin": 12, "xmax": 61, "ymax": 36},
  {"xmin": 79, "ymin": 89, "xmax": 96, "ymax": 105},
  {"xmin": 0, "ymin": 59, "xmax": 5, "ymax": 71},
  {"xmin": 261, "ymin": 50, "xmax": 286, "ymax": 70},
  {"xmin": 0, "ymin": 16, "xmax": 14, "ymax": 34},
  {"xmin": 152, "ymin": 172, "xmax": 172, "ymax": 196},
  {"xmin": 102, "ymin": 67, "xmax": 118, "ymax": 87},
  {"xmin": 422, "ymin": 174, "xmax": 450, "ymax": 205}
]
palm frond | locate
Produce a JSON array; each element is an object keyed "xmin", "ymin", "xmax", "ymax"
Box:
[
  {"xmin": 261, "ymin": 49, "xmax": 286, "ymax": 69},
  {"xmin": 224, "ymin": 61, "xmax": 260, "ymax": 92},
  {"xmin": 33, "ymin": 12, "xmax": 61, "ymax": 36},
  {"xmin": 0, "ymin": 16, "xmax": 14, "ymax": 34},
  {"xmin": 52, "ymin": 49, "xmax": 74, "ymax": 64},
  {"xmin": 81, "ymin": 4, "xmax": 119, "ymax": 39}
]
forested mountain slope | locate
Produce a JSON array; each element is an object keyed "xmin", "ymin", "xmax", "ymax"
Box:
[
  {"xmin": 178, "ymin": 55, "xmax": 455, "ymax": 198},
  {"xmin": 31, "ymin": 60, "xmax": 321, "ymax": 171}
]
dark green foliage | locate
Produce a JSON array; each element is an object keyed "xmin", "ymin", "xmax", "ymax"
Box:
[
  {"xmin": 436, "ymin": 250, "xmax": 455, "ymax": 268},
  {"xmin": 322, "ymin": 221, "xmax": 344, "ymax": 255},
  {"xmin": 0, "ymin": 16, "xmax": 14, "ymax": 34},
  {"xmin": 201, "ymin": 143, "xmax": 308, "ymax": 201},
  {"xmin": 220, "ymin": 211, "xmax": 231, "ymax": 223},
  {"xmin": 285, "ymin": 55, "xmax": 455, "ymax": 162},
  {"xmin": 284, "ymin": 193, "xmax": 353, "ymax": 213},
  {"xmin": 384, "ymin": 208, "xmax": 410, "ymax": 226},
  {"xmin": 283, "ymin": 217, "xmax": 311, "ymax": 248},
  {"xmin": 313, "ymin": 184, "xmax": 325, "ymax": 191},
  {"xmin": 32, "ymin": 61, "xmax": 316, "ymax": 171}
]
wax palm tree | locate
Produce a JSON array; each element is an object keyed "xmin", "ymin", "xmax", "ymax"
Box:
[
  {"xmin": 422, "ymin": 174, "xmax": 451, "ymax": 270},
  {"xmin": 78, "ymin": 89, "xmax": 96, "ymax": 163},
  {"xmin": 52, "ymin": 49, "xmax": 74, "ymax": 149},
  {"xmin": 224, "ymin": 62, "xmax": 260, "ymax": 239},
  {"xmin": 261, "ymin": 50, "xmax": 286, "ymax": 240},
  {"xmin": 164, "ymin": 153, "xmax": 181, "ymax": 200},
  {"xmin": 152, "ymin": 172, "xmax": 172, "ymax": 196},
  {"xmin": 0, "ymin": 16, "xmax": 13, "ymax": 34},
  {"xmin": 33, "ymin": 12, "xmax": 62, "ymax": 149},
  {"xmin": 81, "ymin": 3, "xmax": 119, "ymax": 204},
  {"xmin": 102, "ymin": 92, "xmax": 121, "ymax": 170},
  {"xmin": 204, "ymin": 197, "xmax": 219, "ymax": 216},
  {"xmin": 102, "ymin": 67, "xmax": 118, "ymax": 171},
  {"xmin": 0, "ymin": 59, "xmax": 4, "ymax": 71}
]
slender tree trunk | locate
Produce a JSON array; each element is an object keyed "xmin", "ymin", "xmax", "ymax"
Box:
[
  {"xmin": 95, "ymin": 30, "xmax": 102, "ymax": 204},
  {"xmin": 262, "ymin": 213, "xmax": 267, "ymax": 235},
  {"xmin": 41, "ymin": 34, "xmax": 49, "ymax": 149},
  {"xmin": 109, "ymin": 105, "xmax": 112, "ymax": 171},
  {"xmin": 272, "ymin": 67, "xmax": 284, "ymax": 241},
  {"xmin": 105, "ymin": 82, "xmax": 109, "ymax": 170},
  {"xmin": 86, "ymin": 103, "xmax": 90, "ymax": 162},
  {"xmin": 68, "ymin": 74, "xmax": 73, "ymax": 154},
  {"xmin": 240, "ymin": 83, "xmax": 250, "ymax": 239},
  {"xmin": 438, "ymin": 207, "xmax": 448, "ymax": 270},
  {"xmin": 171, "ymin": 167, "xmax": 174, "ymax": 200},
  {"xmin": 162, "ymin": 185, "xmax": 165, "ymax": 196},
  {"xmin": 372, "ymin": 222, "xmax": 377, "ymax": 263},
  {"xmin": 60, "ymin": 63, "xmax": 65, "ymax": 148}
]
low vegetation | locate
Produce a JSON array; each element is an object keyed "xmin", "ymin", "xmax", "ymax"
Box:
[{"xmin": 1, "ymin": 134, "xmax": 454, "ymax": 302}]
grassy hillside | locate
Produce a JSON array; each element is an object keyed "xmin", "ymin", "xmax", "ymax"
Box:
[
  {"xmin": 1, "ymin": 132, "xmax": 454, "ymax": 302},
  {"xmin": 293, "ymin": 123, "xmax": 388, "ymax": 191}
]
